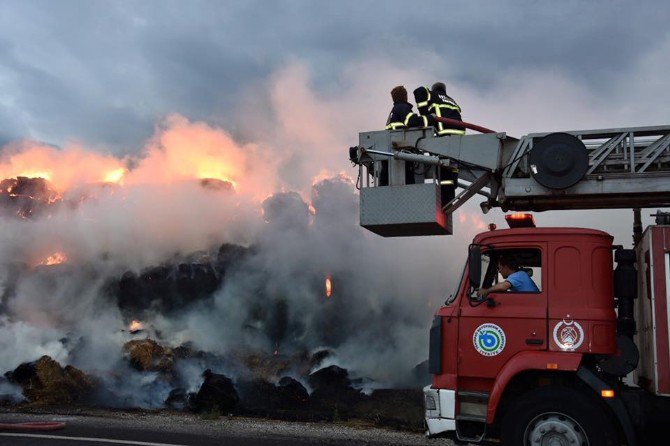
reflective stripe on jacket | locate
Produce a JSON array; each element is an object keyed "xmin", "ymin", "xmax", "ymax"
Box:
[
  {"xmin": 385, "ymin": 101, "xmax": 430, "ymax": 130},
  {"xmin": 413, "ymin": 86, "xmax": 465, "ymax": 136}
]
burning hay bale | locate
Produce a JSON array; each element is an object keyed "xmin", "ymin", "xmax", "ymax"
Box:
[
  {"xmin": 165, "ymin": 387, "xmax": 190, "ymax": 411},
  {"xmin": 237, "ymin": 352, "xmax": 292, "ymax": 381},
  {"xmin": 190, "ymin": 369, "xmax": 239, "ymax": 414},
  {"xmin": 4, "ymin": 356, "xmax": 95, "ymax": 405},
  {"xmin": 123, "ymin": 339, "xmax": 174, "ymax": 373},
  {"xmin": 235, "ymin": 376, "xmax": 309, "ymax": 418},
  {"xmin": 276, "ymin": 377, "xmax": 309, "ymax": 409},
  {"xmin": 236, "ymin": 378, "xmax": 279, "ymax": 415},
  {"xmin": 308, "ymin": 365, "xmax": 365, "ymax": 420},
  {"xmin": 308, "ymin": 365, "xmax": 352, "ymax": 391},
  {"xmin": 112, "ymin": 243, "xmax": 250, "ymax": 318},
  {"xmin": 0, "ymin": 176, "xmax": 61, "ymax": 219},
  {"xmin": 199, "ymin": 178, "xmax": 234, "ymax": 192}
]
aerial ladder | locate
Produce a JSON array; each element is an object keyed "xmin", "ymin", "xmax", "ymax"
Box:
[{"xmin": 349, "ymin": 120, "xmax": 670, "ymax": 237}]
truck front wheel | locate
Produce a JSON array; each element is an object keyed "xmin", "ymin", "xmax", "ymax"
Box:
[{"xmin": 500, "ymin": 386, "xmax": 619, "ymax": 446}]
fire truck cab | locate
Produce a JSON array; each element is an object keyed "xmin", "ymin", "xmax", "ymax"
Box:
[{"xmin": 426, "ymin": 221, "xmax": 624, "ymax": 443}]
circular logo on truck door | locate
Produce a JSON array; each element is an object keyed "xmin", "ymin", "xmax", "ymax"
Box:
[
  {"xmin": 553, "ymin": 319, "xmax": 585, "ymax": 351},
  {"xmin": 473, "ymin": 323, "xmax": 506, "ymax": 356}
]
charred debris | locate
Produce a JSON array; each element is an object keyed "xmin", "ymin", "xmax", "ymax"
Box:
[{"xmin": 3, "ymin": 347, "xmax": 424, "ymax": 431}]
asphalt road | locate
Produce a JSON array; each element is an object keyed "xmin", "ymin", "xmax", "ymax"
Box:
[{"xmin": 0, "ymin": 411, "xmax": 455, "ymax": 446}]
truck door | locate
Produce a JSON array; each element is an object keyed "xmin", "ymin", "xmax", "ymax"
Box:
[{"xmin": 458, "ymin": 246, "xmax": 547, "ymax": 381}]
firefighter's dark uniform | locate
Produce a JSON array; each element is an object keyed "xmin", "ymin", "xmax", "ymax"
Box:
[
  {"xmin": 413, "ymin": 86, "xmax": 462, "ymax": 205},
  {"xmin": 382, "ymin": 101, "xmax": 433, "ymax": 186},
  {"xmin": 385, "ymin": 101, "xmax": 432, "ymax": 130},
  {"xmin": 413, "ymin": 86, "xmax": 465, "ymax": 136}
]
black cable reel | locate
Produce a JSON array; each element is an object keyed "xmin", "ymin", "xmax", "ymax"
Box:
[{"xmin": 529, "ymin": 132, "xmax": 589, "ymax": 189}]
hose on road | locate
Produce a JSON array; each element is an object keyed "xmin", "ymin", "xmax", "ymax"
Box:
[{"xmin": 0, "ymin": 421, "xmax": 66, "ymax": 431}]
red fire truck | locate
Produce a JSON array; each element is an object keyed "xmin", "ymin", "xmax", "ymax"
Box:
[{"xmin": 349, "ymin": 123, "xmax": 670, "ymax": 445}]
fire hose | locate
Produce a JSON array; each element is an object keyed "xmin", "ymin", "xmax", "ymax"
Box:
[
  {"xmin": 0, "ymin": 421, "xmax": 66, "ymax": 431},
  {"xmin": 433, "ymin": 116, "xmax": 496, "ymax": 134}
]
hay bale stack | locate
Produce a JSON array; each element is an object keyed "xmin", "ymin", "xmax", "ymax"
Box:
[
  {"xmin": 5, "ymin": 356, "xmax": 94, "ymax": 404},
  {"xmin": 123, "ymin": 339, "xmax": 174, "ymax": 372}
]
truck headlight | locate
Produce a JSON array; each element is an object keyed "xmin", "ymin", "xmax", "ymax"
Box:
[{"xmin": 425, "ymin": 395, "xmax": 437, "ymax": 411}]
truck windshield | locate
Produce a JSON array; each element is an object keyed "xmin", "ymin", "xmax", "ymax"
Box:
[{"xmin": 445, "ymin": 261, "xmax": 466, "ymax": 305}]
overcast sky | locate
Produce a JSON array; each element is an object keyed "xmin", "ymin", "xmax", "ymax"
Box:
[{"xmin": 0, "ymin": 0, "xmax": 668, "ymax": 242}]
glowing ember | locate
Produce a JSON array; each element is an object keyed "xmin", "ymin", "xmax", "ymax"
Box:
[
  {"xmin": 128, "ymin": 320, "xmax": 144, "ymax": 333},
  {"xmin": 325, "ymin": 275, "xmax": 332, "ymax": 298},
  {"xmin": 104, "ymin": 168, "xmax": 126, "ymax": 184},
  {"xmin": 40, "ymin": 252, "xmax": 67, "ymax": 266}
]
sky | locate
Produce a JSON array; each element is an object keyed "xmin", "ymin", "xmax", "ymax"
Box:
[{"xmin": 1, "ymin": 0, "xmax": 669, "ymax": 239}]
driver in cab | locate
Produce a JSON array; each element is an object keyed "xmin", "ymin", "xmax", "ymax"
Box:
[{"xmin": 477, "ymin": 254, "xmax": 539, "ymax": 298}]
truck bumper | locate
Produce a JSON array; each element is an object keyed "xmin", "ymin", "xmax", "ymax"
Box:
[{"xmin": 423, "ymin": 385, "xmax": 456, "ymax": 436}]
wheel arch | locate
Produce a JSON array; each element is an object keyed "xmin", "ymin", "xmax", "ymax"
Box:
[{"xmin": 486, "ymin": 350, "xmax": 583, "ymax": 424}]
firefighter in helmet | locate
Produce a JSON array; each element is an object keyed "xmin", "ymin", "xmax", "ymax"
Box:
[
  {"xmin": 413, "ymin": 82, "xmax": 463, "ymax": 206},
  {"xmin": 413, "ymin": 82, "xmax": 465, "ymax": 136},
  {"xmin": 385, "ymin": 85, "xmax": 434, "ymax": 130},
  {"xmin": 381, "ymin": 86, "xmax": 434, "ymax": 186}
]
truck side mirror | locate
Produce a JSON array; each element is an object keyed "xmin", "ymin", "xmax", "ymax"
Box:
[{"xmin": 469, "ymin": 245, "xmax": 481, "ymax": 289}]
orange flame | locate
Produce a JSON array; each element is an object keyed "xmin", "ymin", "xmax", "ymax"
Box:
[
  {"xmin": 0, "ymin": 142, "xmax": 125, "ymax": 192},
  {"xmin": 128, "ymin": 320, "xmax": 144, "ymax": 333},
  {"xmin": 104, "ymin": 168, "xmax": 126, "ymax": 184},
  {"xmin": 39, "ymin": 252, "xmax": 67, "ymax": 266},
  {"xmin": 325, "ymin": 275, "xmax": 332, "ymax": 298},
  {"xmin": 0, "ymin": 115, "xmax": 280, "ymax": 208}
]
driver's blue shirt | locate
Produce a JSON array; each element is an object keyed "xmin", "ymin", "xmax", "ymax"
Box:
[{"xmin": 506, "ymin": 270, "xmax": 539, "ymax": 292}]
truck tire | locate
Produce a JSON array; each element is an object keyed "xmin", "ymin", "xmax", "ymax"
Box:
[{"xmin": 500, "ymin": 386, "xmax": 619, "ymax": 446}]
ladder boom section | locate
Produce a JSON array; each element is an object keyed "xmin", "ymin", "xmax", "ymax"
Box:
[{"xmin": 501, "ymin": 125, "xmax": 670, "ymax": 212}]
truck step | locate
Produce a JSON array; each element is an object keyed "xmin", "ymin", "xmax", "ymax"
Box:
[
  {"xmin": 455, "ymin": 414, "xmax": 487, "ymax": 444},
  {"xmin": 456, "ymin": 414, "xmax": 487, "ymax": 423}
]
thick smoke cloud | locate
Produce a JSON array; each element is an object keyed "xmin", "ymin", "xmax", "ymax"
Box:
[
  {"xmin": 0, "ymin": 58, "xmax": 477, "ymax": 398},
  {"xmin": 159, "ymin": 176, "xmax": 448, "ymax": 385}
]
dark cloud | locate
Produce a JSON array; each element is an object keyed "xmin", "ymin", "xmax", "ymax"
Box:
[{"xmin": 0, "ymin": 0, "xmax": 668, "ymax": 151}]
